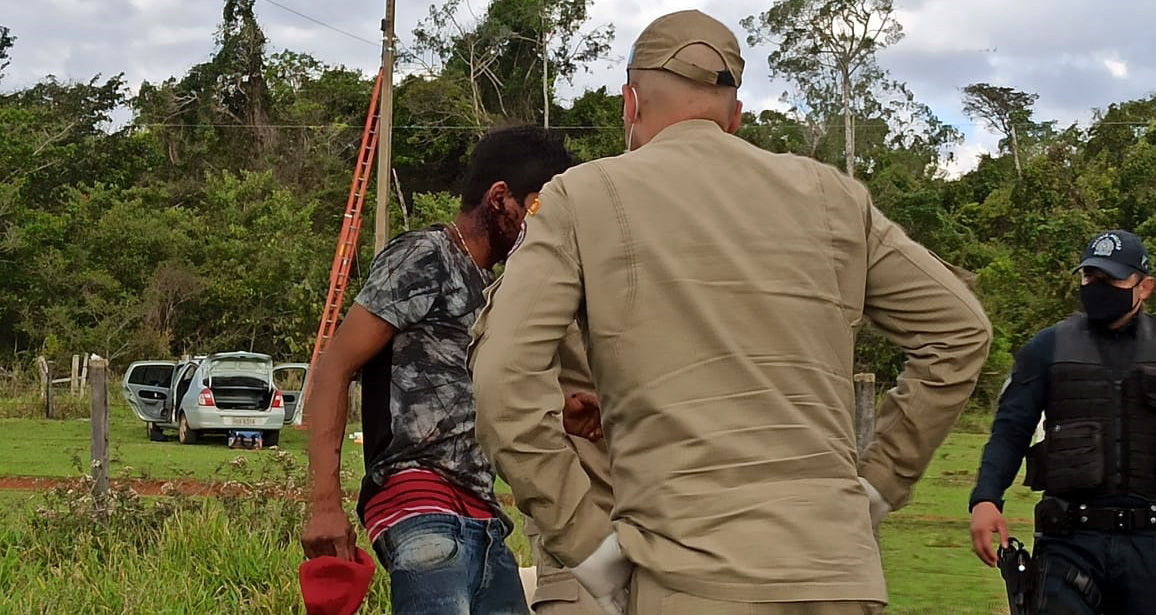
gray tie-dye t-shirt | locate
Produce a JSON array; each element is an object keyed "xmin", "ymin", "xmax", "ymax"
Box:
[{"xmin": 353, "ymin": 226, "xmax": 502, "ymax": 518}]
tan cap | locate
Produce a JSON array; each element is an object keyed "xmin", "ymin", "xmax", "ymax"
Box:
[{"xmin": 627, "ymin": 10, "xmax": 745, "ymax": 88}]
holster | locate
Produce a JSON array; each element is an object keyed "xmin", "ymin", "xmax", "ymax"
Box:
[
  {"xmin": 997, "ymin": 537, "xmax": 1035, "ymax": 615},
  {"xmin": 1035, "ymin": 497, "xmax": 1072, "ymax": 537}
]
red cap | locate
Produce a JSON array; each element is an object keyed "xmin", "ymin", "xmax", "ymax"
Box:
[{"xmin": 299, "ymin": 547, "xmax": 376, "ymax": 615}]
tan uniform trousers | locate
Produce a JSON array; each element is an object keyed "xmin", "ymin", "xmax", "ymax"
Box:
[
  {"xmin": 529, "ymin": 532, "xmax": 604, "ymax": 615},
  {"xmin": 629, "ymin": 567, "xmax": 885, "ymax": 615}
]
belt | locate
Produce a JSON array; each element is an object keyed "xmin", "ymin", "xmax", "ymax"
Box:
[{"xmin": 1068, "ymin": 502, "xmax": 1156, "ymax": 532}]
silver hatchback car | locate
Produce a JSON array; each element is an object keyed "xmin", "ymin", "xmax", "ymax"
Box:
[{"xmin": 123, "ymin": 352, "xmax": 305, "ymax": 446}]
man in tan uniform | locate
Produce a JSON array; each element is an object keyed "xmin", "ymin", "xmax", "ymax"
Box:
[
  {"xmin": 471, "ymin": 281, "xmax": 612, "ymax": 615},
  {"xmin": 471, "ymin": 9, "xmax": 992, "ymax": 615}
]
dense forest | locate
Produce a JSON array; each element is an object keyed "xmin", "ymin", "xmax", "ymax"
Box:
[{"xmin": 2, "ymin": 0, "xmax": 1155, "ymax": 412}]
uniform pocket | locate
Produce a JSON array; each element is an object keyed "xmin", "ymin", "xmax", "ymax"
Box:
[
  {"xmin": 1044, "ymin": 421, "xmax": 1106, "ymax": 493},
  {"xmin": 1141, "ymin": 366, "xmax": 1156, "ymax": 407},
  {"xmin": 1024, "ymin": 440, "xmax": 1047, "ymax": 491},
  {"xmin": 531, "ymin": 573, "xmax": 581, "ymax": 609}
]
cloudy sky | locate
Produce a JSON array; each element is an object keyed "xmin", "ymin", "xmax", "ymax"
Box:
[{"xmin": 4, "ymin": 0, "xmax": 1154, "ymax": 174}]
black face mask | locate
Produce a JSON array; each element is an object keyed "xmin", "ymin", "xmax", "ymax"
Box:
[{"xmin": 1080, "ymin": 280, "xmax": 1139, "ymax": 327}]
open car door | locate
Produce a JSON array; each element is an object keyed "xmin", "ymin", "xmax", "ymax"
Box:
[
  {"xmin": 273, "ymin": 363, "xmax": 309, "ymax": 424},
  {"xmin": 122, "ymin": 361, "xmax": 176, "ymax": 423}
]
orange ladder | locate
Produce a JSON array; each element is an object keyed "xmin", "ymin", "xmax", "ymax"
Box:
[{"xmin": 298, "ymin": 67, "xmax": 384, "ymax": 427}]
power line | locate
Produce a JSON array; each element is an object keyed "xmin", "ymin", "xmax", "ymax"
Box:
[
  {"xmin": 122, "ymin": 123, "xmax": 615, "ymax": 131},
  {"xmin": 258, "ymin": 0, "xmax": 423, "ymax": 71},
  {"xmin": 109, "ymin": 120, "xmax": 1156, "ymax": 130},
  {"xmin": 260, "ymin": 0, "xmax": 380, "ymax": 48},
  {"xmin": 4, "ymin": 120, "xmax": 1151, "ymax": 132},
  {"xmin": 137, "ymin": 123, "xmax": 364, "ymax": 129}
]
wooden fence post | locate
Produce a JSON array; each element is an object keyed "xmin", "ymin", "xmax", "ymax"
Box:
[
  {"xmin": 79, "ymin": 354, "xmax": 89, "ymax": 395},
  {"xmin": 70, "ymin": 354, "xmax": 80, "ymax": 397},
  {"xmin": 347, "ymin": 381, "xmax": 362, "ymax": 423},
  {"xmin": 854, "ymin": 373, "xmax": 876, "ymax": 460},
  {"xmin": 854, "ymin": 372, "xmax": 880, "ymax": 544},
  {"xmin": 38, "ymin": 356, "xmax": 53, "ymax": 419},
  {"xmin": 89, "ymin": 356, "xmax": 110, "ymax": 508}
]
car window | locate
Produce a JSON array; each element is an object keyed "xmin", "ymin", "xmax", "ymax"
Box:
[
  {"xmin": 128, "ymin": 365, "xmax": 174, "ymax": 387},
  {"xmin": 209, "ymin": 358, "xmax": 272, "ymax": 376},
  {"xmin": 273, "ymin": 367, "xmax": 306, "ymax": 390}
]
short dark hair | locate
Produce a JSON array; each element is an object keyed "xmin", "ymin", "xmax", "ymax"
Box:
[{"xmin": 460, "ymin": 124, "xmax": 575, "ymax": 212}]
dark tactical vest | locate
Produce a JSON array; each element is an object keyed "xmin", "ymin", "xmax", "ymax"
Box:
[{"xmin": 1026, "ymin": 313, "xmax": 1156, "ymax": 500}]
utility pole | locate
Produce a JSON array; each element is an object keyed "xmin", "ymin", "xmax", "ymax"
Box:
[{"xmin": 375, "ymin": 0, "xmax": 397, "ymax": 254}]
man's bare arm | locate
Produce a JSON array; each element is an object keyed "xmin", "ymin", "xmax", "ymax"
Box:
[{"xmin": 302, "ymin": 304, "xmax": 396, "ymax": 559}]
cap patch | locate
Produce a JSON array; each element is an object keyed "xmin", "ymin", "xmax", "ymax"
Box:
[{"xmin": 1092, "ymin": 234, "xmax": 1122, "ymax": 257}]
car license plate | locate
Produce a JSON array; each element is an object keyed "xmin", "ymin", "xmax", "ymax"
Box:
[{"xmin": 226, "ymin": 417, "xmax": 258, "ymax": 426}]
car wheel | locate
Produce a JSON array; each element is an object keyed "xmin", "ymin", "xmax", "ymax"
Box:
[
  {"xmin": 178, "ymin": 413, "xmax": 199, "ymax": 445},
  {"xmin": 263, "ymin": 430, "xmax": 280, "ymax": 447}
]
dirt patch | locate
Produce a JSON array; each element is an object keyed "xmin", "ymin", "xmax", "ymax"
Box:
[{"xmin": 0, "ymin": 475, "xmax": 518, "ymax": 506}]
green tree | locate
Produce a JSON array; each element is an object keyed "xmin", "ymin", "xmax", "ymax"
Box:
[
  {"xmin": 485, "ymin": 0, "xmax": 614, "ymax": 126},
  {"xmin": 0, "ymin": 70, "xmax": 164, "ymax": 361},
  {"xmin": 411, "ymin": 0, "xmax": 613, "ymax": 126},
  {"xmin": 736, "ymin": 109, "xmax": 814, "ymax": 156},
  {"xmin": 262, "ymin": 51, "xmax": 375, "ymax": 205},
  {"xmin": 961, "ymin": 83, "xmax": 1039, "ymax": 178},
  {"xmin": 553, "ymin": 86, "xmax": 624, "ymax": 161},
  {"xmin": 134, "ymin": 0, "xmax": 274, "ymax": 173},
  {"xmin": 182, "ymin": 170, "xmax": 329, "ymax": 358},
  {"xmin": 1080, "ymin": 97, "xmax": 1156, "ymax": 231},
  {"xmin": 217, "ymin": 0, "xmax": 274, "ymax": 153},
  {"xmin": 0, "ymin": 25, "xmax": 14, "ymax": 83},
  {"xmin": 10, "ymin": 183, "xmax": 200, "ymax": 365},
  {"xmin": 1085, "ymin": 96, "xmax": 1156, "ymax": 165},
  {"xmin": 4, "ymin": 74, "xmax": 149, "ymax": 205},
  {"xmin": 411, "ymin": 0, "xmax": 513, "ymax": 129},
  {"xmin": 390, "ymin": 191, "xmax": 460, "ymax": 238},
  {"xmin": 744, "ymin": 0, "xmax": 919, "ymax": 177},
  {"xmin": 391, "ymin": 74, "xmax": 477, "ymax": 198}
]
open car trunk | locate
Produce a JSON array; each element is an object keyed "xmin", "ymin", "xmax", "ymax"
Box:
[{"xmin": 207, "ymin": 356, "xmax": 274, "ymax": 411}]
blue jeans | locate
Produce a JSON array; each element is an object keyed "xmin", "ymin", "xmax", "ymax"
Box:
[{"xmin": 372, "ymin": 514, "xmax": 529, "ymax": 615}]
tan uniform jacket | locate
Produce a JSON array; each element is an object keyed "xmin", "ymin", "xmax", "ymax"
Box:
[
  {"xmin": 471, "ymin": 286, "xmax": 612, "ymax": 612},
  {"xmin": 471, "ymin": 120, "xmax": 992, "ymax": 603}
]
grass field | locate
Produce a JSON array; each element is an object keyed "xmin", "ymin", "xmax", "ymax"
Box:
[
  {"xmin": 0, "ymin": 398, "xmax": 1032, "ymax": 614},
  {"xmin": 0, "ymin": 403, "xmax": 359, "ymax": 484}
]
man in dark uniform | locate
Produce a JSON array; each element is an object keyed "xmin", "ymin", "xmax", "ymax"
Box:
[{"xmin": 970, "ymin": 229, "xmax": 1156, "ymax": 614}]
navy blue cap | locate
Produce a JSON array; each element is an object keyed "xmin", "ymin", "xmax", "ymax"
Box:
[{"xmin": 1075, "ymin": 230, "xmax": 1151, "ymax": 280}]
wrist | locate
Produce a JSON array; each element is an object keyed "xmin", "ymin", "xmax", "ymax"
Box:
[
  {"xmin": 309, "ymin": 489, "xmax": 344, "ymax": 511},
  {"xmin": 970, "ymin": 499, "xmax": 1002, "ymax": 513}
]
